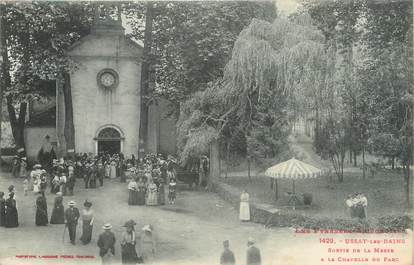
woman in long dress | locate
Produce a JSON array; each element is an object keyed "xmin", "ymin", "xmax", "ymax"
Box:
[
  {"xmin": 120, "ymin": 220, "xmax": 141, "ymax": 264},
  {"xmin": 0, "ymin": 192, "xmax": 5, "ymax": 227},
  {"xmin": 146, "ymin": 180, "xmax": 158, "ymax": 206},
  {"xmin": 19, "ymin": 158, "xmax": 27, "ymax": 179},
  {"xmin": 104, "ymin": 162, "xmax": 111, "ymax": 178},
  {"xmin": 110, "ymin": 160, "xmax": 117, "ymax": 179},
  {"xmin": 35, "ymin": 193, "xmax": 48, "ymax": 226},
  {"xmin": 50, "ymin": 192, "xmax": 65, "ymax": 224},
  {"xmin": 157, "ymin": 178, "xmax": 165, "ymax": 205},
  {"xmin": 239, "ymin": 190, "xmax": 250, "ymax": 222},
  {"xmin": 80, "ymin": 200, "xmax": 94, "ymax": 245},
  {"xmin": 128, "ymin": 178, "xmax": 139, "ymax": 205},
  {"xmin": 5, "ymin": 192, "xmax": 18, "ymax": 228},
  {"xmin": 137, "ymin": 178, "xmax": 146, "ymax": 206}
]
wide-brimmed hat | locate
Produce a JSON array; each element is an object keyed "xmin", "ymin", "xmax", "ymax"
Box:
[
  {"xmin": 33, "ymin": 164, "xmax": 42, "ymax": 169},
  {"xmin": 68, "ymin": 201, "xmax": 76, "ymax": 206},
  {"xmin": 84, "ymin": 200, "xmax": 92, "ymax": 208},
  {"xmin": 142, "ymin": 224, "xmax": 152, "ymax": 232},
  {"xmin": 103, "ymin": 223, "xmax": 112, "ymax": 230},
  {"xmin": 56, "ymin": 192, "xmax": 63, "ymax": 196},
  {"xmin": 17, "ymin": 148, "xmax": 25, "ymax": 153},
  {"xmin": 247, "ymin": 237, "xmax": 255, "ymax": 244},
  {"xmin": 123, "ymin": 220, "xmax": 137, "ymax": 228}
]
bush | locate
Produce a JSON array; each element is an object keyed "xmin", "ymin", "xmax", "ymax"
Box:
[{"xmin": 377, "ymin": 215, "xmax": 413, "ymax": 232}]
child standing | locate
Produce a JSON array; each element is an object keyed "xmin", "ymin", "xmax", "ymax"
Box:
[{"xmin": 168, "ymin": 178, "xmax": 177, "ymax": 205}]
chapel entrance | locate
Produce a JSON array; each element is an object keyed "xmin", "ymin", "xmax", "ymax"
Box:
[{"xmin": 95, "ymin": 127, "xmax": 123, "ymax": 155}]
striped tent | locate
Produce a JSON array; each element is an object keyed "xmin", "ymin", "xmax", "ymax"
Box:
[{"xmin": 265, "ymin": 157, "xmax": 322, "ymax": 195}]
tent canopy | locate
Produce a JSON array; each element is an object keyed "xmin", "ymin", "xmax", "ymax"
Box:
[{"xmin": 265, "ymin": 157, "xmax": 322, "ymax": 179}]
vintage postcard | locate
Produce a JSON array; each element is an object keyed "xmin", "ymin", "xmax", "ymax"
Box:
[{"xmin": 0, "ymin": 0, "xmax": 412, "ymax": 265}]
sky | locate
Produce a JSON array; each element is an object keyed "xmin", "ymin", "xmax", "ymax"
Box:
[{"xmin": 276, "ymin": 0, "xmax": 301, "ymax": 16}]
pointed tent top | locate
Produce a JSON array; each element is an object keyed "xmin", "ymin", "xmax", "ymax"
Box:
[{"xmin": 265, "ymin": 157, "xmax": 322, "ymax": 179}]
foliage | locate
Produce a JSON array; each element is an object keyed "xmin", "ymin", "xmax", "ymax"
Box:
[
  {"xmin": 177, "ymin": 17, "xmax": 325, "ymax": 166},
  {"xmin": 4, "ymin": 2, "xmax": 93, "ymax": 99},
  {"xmin": 125, "ymin": 1, "xmax": 277, "ymax": 107},
  {"xmin": 301, "ymin": 0, "xmax": 412, "ymax": 187}
]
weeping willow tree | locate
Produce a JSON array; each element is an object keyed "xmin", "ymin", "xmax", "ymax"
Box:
[{"xmin": 177, "ymin": 17, "xmax": 326, "ymax": 168}]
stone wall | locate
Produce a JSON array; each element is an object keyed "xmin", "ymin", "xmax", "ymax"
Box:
[
  {"xmin": 24, "ymin": 127, "xmax": 57, "ymax": 161},
  {"xmin": 211, "ymin": 181, "xmax": 278, "ymax": 225}
]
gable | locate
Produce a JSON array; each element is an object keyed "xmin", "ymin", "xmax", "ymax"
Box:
[{"xmin": 67, "ymin": 33, "xmax": 143, "ymax": 59}]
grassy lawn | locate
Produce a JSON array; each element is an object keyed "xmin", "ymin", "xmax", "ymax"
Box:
[{"xmin": 221, "ymin": 169, "xmax": 409, "ymax": 219}]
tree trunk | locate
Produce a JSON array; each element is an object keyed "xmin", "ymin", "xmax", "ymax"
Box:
[
  {"xmin": 209, "ymin": 140, "xmax": 220, "ymax": 191},
  {"xmin": 225, "ymin": 141, "xmax": 230, "ymax": 179},
  {"xmin": 247, "ymin": 155, "xmax": 251, "ymax": 181},
  {"xmin": 138, "ymin": 2, "xmax": 154, "ymax": 156},
  {"xmin": 274, "ymin": 179, "xmax": 278, "ymax": 200},
  {"xmin": 353, "ymin": 151, "xmax": 357, "ymax": 167},
  {"xmin": 0, "ymin": 4, "xmax": 5, "ymax": 166},
  {"xmin": 7, "ymin": 95, "xmax": 27, "ymax": 149},
  {"xmin": 63, "ymin": 72, "xmax": 75, "ymax": 158},
  {"xmin": 403, "ymin": 164, "xmax": 411, "ymax": 207},
  {"xmin": 362, "ymin": 146, "xmax": 366, "ymax": 180},
  {"xmin": 391, "ymin": 156, "xmax": 395, "ymax": 170}
]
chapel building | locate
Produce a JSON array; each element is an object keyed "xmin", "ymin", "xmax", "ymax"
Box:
[{"xmin": 24, "ymin": 6, "xmax": 176, "ymax": 160}]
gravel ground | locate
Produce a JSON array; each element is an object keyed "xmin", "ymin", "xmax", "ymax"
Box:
[{"xmin": 0, "ymin": 173, "xmax": 411, "ymax": 265}]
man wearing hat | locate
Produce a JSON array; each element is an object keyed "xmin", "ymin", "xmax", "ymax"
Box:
[
  {"xmin": 65, "ymin": 201, "xmax": 80, "ymax": 245},
  {"xmin": 246, "ymin": 238, "xmax": 261, "ymax": 265},
  {"xmin": 220, "ymin": 240, "xmax": 235, "ymax": 265},
  {"xmin": 97, "ymin": 223, "xmax": 116, "ymax": 265}
]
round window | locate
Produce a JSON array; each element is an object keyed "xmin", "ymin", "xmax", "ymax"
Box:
[{"xmin": 97, "ymin": 69, "xmax": 119, "ymax": 91}]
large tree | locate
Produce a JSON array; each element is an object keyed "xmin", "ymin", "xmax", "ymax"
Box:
[
  {"xmin": 1, "ymin": 2, "xmax": 93, "ymax": 150},
  {"xmin": 177, "ymin": 17, "xmax": 325, "ymax": 172}
]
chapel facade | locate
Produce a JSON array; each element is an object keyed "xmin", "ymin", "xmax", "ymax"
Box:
[{"xmin": 24, "ymin": 5, "xmax": 177, "ymax": 160}]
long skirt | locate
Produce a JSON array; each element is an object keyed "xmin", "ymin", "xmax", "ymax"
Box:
[
  {"xmin": 239, "ymin": 201, "xmax": 250, "ymax": 221},
  {"xmin": 105, "ymin": 167, "xmax": 110, "ymax": 178},
  {"xmin": 80, "ymin": 222, "xmax": 93, "ymax": 244},
  {"xmin": 110, "ymin": 166, "xmax": 117, "ymax": 179},
  {"xmin": 0, "ymin": 205, "xmax": 5, "ymax": 226},
  {"xmin": 158, "ymin": 186, "xmax": 165, "ymax": 205},
  {"xmin": 36, "ymin": 208, "xmax": 48, "ymax": 226},
  {"xmin": 128, "ymin": 190, "xmax": 139, "ymax": 205},
  {"xmin": 20, "ymin": 168, "xmax": 27, "ymax": 178},
  {"xmin": 50, "ymin": 206, "xmax": 65, "ymax": 224},
  {"xmin": 352, "ymin": 205, "xmax": 366, "ymax": 219},
  {"xmin": 89, "ymin": 179, "xmax": 97, "ymax": 189},
  {"xmin": 5, "ymin": 208, "xmax": 18, "ymax": 228},
  {"xmin": 146, "ymin": 191, "xmax": 158, "ymax": 206},
  {"xmin": 137, "ymin": 190, "xmax": 146, "ymax": 205},
  {"xmin": 121, "ymin": 243, "xmax": 140, "ymax": 264}
]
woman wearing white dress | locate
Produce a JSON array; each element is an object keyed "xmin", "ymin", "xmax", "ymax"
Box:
[
  {"xmin": 146, "ymin": 180, "xmax": 158, "ymax": 206},
  {"xmin": 110, "ymin": 160, "xmax": 117, "ymax": 179},
  {"xmin": 239, "ymin": 190, "xmax": 250, "ymax": 221}
]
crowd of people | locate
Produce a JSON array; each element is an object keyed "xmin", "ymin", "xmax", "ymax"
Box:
[{"xmin": 126, "ymin": 153, "xmax": 178, "ymax": 206}]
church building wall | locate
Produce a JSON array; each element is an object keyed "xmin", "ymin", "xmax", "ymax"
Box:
[{"xmin": 70, "ymin": 57, "xmax": 141, "ymax": 156}]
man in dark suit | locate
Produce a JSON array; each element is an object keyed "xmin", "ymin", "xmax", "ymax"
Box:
[
  {"xmin": 65, "ymin": 201, "xmax": 80, "ymax": 245},
  {"xmin": 246, "ymin": 238, "xmax": 261, "ymax": 265},
  {"xmin": 97, "ymin": 223, "xmax": 116, "ymax": 265},
  {"xmin": 220, "ymin": 240, "xmax": 236, "ymax": 265}
]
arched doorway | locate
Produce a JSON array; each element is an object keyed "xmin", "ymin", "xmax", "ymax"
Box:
[{"xmin": 95, "ymin": 126, "xmax": 124, "ymax": 155}]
